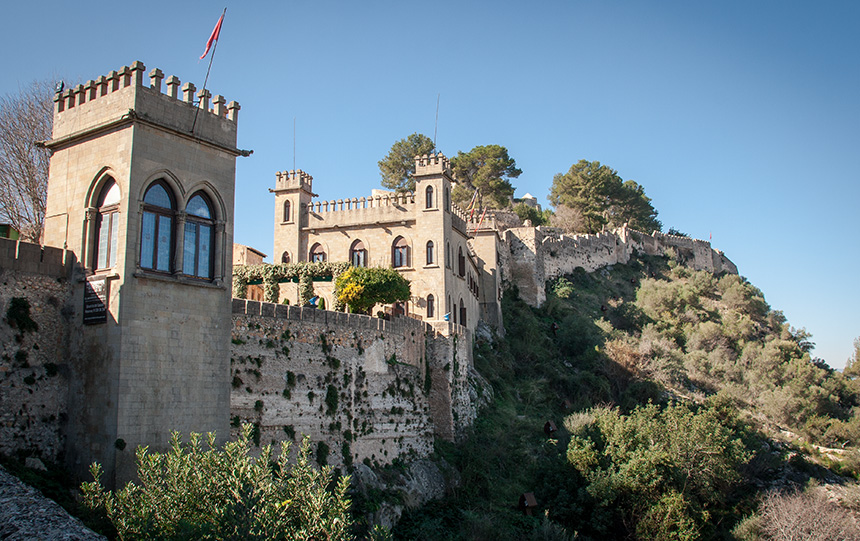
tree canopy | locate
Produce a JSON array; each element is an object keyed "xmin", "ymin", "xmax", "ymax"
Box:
[
  {"xmin": 549, "ymin": 160, "xmax": 661, "ymax": 234},
  {"xmin": 334, "ymin": 266, "xmax": 411, "ymax": 314},
  {"xmin": 0, "ymin": 81, "xmax": 53, "ymax": 242},
  {"xmin": 450, "ymin": 144, "xmax": 521, "ymax": 209},
  {"xmin": 377, "ymin": 133, "xmax": 435, "ymax": 192}
]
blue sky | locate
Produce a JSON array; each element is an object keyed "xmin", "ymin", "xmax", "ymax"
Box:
[{"xmin": 3, "ymin": 1, "xmax": 858, "ymax": 368}]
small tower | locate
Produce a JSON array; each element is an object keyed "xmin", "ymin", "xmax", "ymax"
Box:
[
  {"xmin": 272, "ymin": 169, "xmax": 316, "ymax": 264},
  {"xmin": 42, "ymin": 62, "xmax": 245, "ymax": 485}
]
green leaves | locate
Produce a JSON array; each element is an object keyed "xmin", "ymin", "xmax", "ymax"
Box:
[
  {"xmin": 334, "ymin": 266, "xmax": 411, "ymax": 315},
  {"xmin": 81, "ymin": 425, "xmax": 352, "ymax": 540},
  {"xmin": 450, "ymin": 145, "xmax": 521, "ymax": 209},
  {"xmin": 378, "ymin": 133, "xmax": 435, "ymax": 192},
  {"xmin": 549, "ymin": 160, "xmax": 661, "ymax": 234}
]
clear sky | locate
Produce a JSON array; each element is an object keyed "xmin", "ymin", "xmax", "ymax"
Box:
[{"xmin": 2, "ymin": 1, "xmax": 858, "ymax": 368}]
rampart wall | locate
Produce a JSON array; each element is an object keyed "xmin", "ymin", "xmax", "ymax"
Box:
[
  {"xmin": 229, "ymin": 300, "xmax": 476, "ymax": 468},
  {"xmin": 0, "ymin": 238, "xmax": 74, "ymax": 462},
  {"xmin": 503, "ymin": 225, "xmax": 738, "ymax": 306}
]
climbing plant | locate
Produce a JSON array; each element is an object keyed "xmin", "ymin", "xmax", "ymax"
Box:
[{"xmin": 233, "ymin": 262, "xmax": 350, "ymax": 307}]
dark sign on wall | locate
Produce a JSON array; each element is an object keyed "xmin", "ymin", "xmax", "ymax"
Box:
[{"xmin": 83, "ymin": 278, "xmax": 108, "ymax": 325}]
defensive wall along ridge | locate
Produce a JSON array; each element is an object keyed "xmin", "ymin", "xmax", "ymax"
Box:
[{"xmin": 503, "ymin": 225, "xmax": 738, "ymax": 306}]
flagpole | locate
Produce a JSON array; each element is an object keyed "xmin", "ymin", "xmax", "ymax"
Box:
[{"xmin": 192, "ymin": 7, "xmax": 226, "ymax": 135}]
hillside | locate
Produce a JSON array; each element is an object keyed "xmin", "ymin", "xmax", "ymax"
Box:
[{"xmin": 388, "ymin": 253, "xmax": 860, "ymax": 540}]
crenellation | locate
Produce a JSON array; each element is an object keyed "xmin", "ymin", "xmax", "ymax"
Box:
[
  {"xmin": 149, "ymin": 68, "xmax": 164, "ymax": 92},
  {"xmin": 182, "ymin": 81, "xmax": 196, "ymax": 103},
  {"xmin": 165, "ymin": 75, "xmax": 180, "ymax": 99},
  {"xmin": 197, "ymin": 88, "xmax": 211, "ymax": 111},
  {"xmin": 212, "ymin": 94, "xmax": 226, "ymax": 117}
]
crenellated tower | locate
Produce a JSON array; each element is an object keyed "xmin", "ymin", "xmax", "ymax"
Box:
[
  {"xmin": 272, "ymin": 169, "xmax": 316, "ymax": 264},
  {"xmin": 43, "ymin": 61, "xmax": 246, "ymax": 486}
]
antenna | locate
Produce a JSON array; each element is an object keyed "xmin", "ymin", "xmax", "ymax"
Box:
[
  {"xmin": 433, "ymin": 93, "xmax": 440, "ymax": 151},
  {"xmin": 293, "ymin": 117, "xmax": 296, "ymax": 172}
]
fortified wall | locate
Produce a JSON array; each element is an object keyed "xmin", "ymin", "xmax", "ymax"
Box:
[
  {"xmin": 229, "ymin": 300, "xmax": 477, "ymax": 468},
  {"xmin": 0, "ymin": 237, "xmax": 479, "ymax": 471},
  {"xmin": 0, "ymin": 238, "xmax": 74, "ymax": 462},
  {"xmin": 503, "ymin": 225, "xmax": 738, "ymax": 306}
]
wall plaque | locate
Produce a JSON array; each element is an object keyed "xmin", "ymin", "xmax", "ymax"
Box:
[{"xmin": 83, "ymin": 278, "xmax": 108, "ymax": 325}]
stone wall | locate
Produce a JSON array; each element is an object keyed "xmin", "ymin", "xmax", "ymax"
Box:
[
  {"xmin": 503, "ymin": 225, "xmax": 738, "ymax": 306},
  {"xmin": 229, "ymin": 300, "xmax": 476, "ymax": 468},
  {"xmin": 0, "ymin": 238, "xmax": 74, "ymax": 461}
]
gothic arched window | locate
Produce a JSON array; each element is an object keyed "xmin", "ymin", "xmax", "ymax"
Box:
[
  {"xmin": 458, "ymin": 246, "xmax": 465, "ymax": 277},
  {"xmin": 283, "ymin": 200, "xmax": 291, "ymax": 222},
  {"xmin": 281, "ymin": 251, "xmax": 291, "ymax": 264},
  {"xmin": 183, "ymin": 193, "xmax": 215, "ymax": 279},
  {"xmin": 350, "ymin": 240, "xmax": 367, "ymax": 267},
  {"xmin": 94, "ymin": 178, "xmax": 120, "ymax": 270},
  {"xmin": 426, "ymin": 240, "xmax": 435, "ymax": 266},
  {"xmin": 392, "ymin": 236, "xmax": 409, "ymax": 268},
  {"xmin": 425, "ymin": 185, "xmax": 434, "ymax": 209},
  {"xmin": 427, "ymin": 294, "xmax": 435, "ymax": 319},
  {"xmin": 310, "ymin": 243, "xmax": 326, "ymax": 263},
  {"xmin": 140, "ymin": 181, "xmax": 175, "ymax": 273}
]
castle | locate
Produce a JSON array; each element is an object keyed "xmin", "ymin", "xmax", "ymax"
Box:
[{"xmin": 0, "ymin": 61, "xmax": 737, "ymax": 486}]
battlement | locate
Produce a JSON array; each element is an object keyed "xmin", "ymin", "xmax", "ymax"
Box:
[
  {"xmin": 0, "ymin": 237, "xmax": 73, "ymax": 278},
  {"xmin": 274, "ymin": 169, "xmax": 314, "ymax": 193},
  {"xmin": 414, "ymin": 152, "xmax": 452, "ymax": 177},
  {"xmin": 50, "ymin": 61, "xmax": 240, "ymax": 150}
]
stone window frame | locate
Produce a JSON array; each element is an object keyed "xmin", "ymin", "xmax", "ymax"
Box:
[
  {"xmin": 140, "ymin": 180, "xmax": 177, "ymax": 274},
  {"xmin": 425, "ymin": 185, "xmax": 434, "ymax": 209},
  {"xmin": 93, "ymin": 176, "xmax": 121, "ymax": 272},
  {"xmin": 283, "ymin": 200, "xmax": 291, "ymax": 223},
  {"xmin": 425, "ymin": 240, "xmax": 435, "ymax": 266},
  {"xmin": 457, "ymin": 246, "xmax": 466, "ymax": 277},
  {"xmin": 310, "ymin": 243, "xmax": 326, "ymax": 263},
  {"xmin": 182, "ymin": 192, "xmax": 216, "ymax": 280},
  {"xmin": 392, "ymin": 236, "xmax": 409, "ymax": 268},
  {"xmin": 350, "ymin": 239, "xmax": 368, "ymax": 267},
  {"xmin": 426, "ymin": 294, "xmax": 435, "ymax": 319},
  {"xmin": 281, "ymin": 251, "xmax": 291, "ymax": 264}
]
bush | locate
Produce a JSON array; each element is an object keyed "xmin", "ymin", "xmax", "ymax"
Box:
[
  {"xmin": 81, "ymin": 424, "xmax": 351, "ymax": 540},
  {"xmin": 757, "ymin": 487, "xmax": 860, "ymax": 540}
]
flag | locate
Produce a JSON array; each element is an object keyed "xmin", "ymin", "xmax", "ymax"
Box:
[
  {"xmin": 200, "ymin": 10, "xmax": 225, "ymax": 60},
  {"xmin": 477, "ymin": 208, "xmax": 488, "ymax": 229},
  {"xmin": 467, "ymin": 188, "xmax": 479, "ymax": 210}
]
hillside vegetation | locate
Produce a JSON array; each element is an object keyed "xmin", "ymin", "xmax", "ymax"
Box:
[{"xmin": 393, "ymin": 253, "xmax": 860, "ymax": 540}]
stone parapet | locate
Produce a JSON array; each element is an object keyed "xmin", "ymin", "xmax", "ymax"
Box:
[{"xmin": 0, "ymin": 237, "xmax": 73, "ymax": 279}]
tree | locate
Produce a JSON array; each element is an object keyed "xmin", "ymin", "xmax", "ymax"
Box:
[
  {"xmin": 0, "ymin": 81, "xmax": 53, "ymax": 242},
  {"xmin": 512, "ymin": 202, "xmax": 547, "ymax": 226},
  {"xmin": 334, "ymin": 266, "xmax": 411, "ymax": 314},
  {"xmin": 549, "ymin": 160, "xmax": 661, "ymax": 234},
  {"xmin": 378, "ymin": 133, "xmax": 435, "ymax": 192},
  {"xmin": 844, "ymin": 337, "xmax": 860, "ymax": 379},
  {"xmin": 450, "ymin": 144, "xmax": 521, "ymax": 209},
  {"xmin": 82, "ymin": 425, "xmax": 353, "ymax": 540}
]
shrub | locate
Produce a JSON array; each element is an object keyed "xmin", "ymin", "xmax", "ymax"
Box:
[
  {"xmin": 82, "ymin": 425, "xmax": 351, "ymax": 540},
  {"xmin": 757, "ymin": 487, "xmax": 860, "ymax": 540}
]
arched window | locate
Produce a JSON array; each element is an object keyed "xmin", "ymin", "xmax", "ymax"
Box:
[
  {"xmin": 141, "ymin": 181, "xmax": 175, "ymax": 272},
  {"xmin": 310, "ymin": 243, "xmax": 326, "ymax": 263},
  {"xmin": 446, "ymin": 242, "xmax": 451, "ymax": 268},
  {"xmin": 444, "ymin": 187, "xmax": 450, "ymax": 211},
  {"xmin": 94, "ymin": 178, "xmax": 120, "ymax": 270},
  {"xmin": 426, "ymin": 240, "xmax": 435, "ymax": 266},
  {"xmin": 283, "ymin": 200, "xmax": 291, "ymax": 222},
  {"xmin": 183, "ymin": 193, "xmax": 214, "ymax": 279},
  {"xmin": 392, "ymin": 236, "xmax": 409, "ymax": 268},
  {"xmin": 350, "ymin": 240, "xmax": 367, "ymax": 267},
  {"xmin": 459, "ymin": 299, "xmax": 466, "ymax": 327},
  {"xmin": 281, "ymin": 251, "xmax": 291, "ymax": 264},
  {"xmin": 425, "ymin": 185, "xmax": 434, "ymax": 209},
  {"xmin": 427, "ymin": 294, "xmax": 435, "ymax": 319},
  {"xmin": 458, "ymin": 246, "xmax": 465, "ymax": 277}
]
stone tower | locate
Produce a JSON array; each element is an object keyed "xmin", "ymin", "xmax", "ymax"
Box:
[
  {"xmin": 272, "ymin": 169, "xmax": 316, "ymax": 264},
  {"xmin": 42, "ymin": 61, "xmax": 245, "ymax": 485}
]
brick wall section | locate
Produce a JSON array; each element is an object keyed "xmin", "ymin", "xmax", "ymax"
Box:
[{"xmin": 0, "ymin": 239, "xmax": 74, "ymax": 461}]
